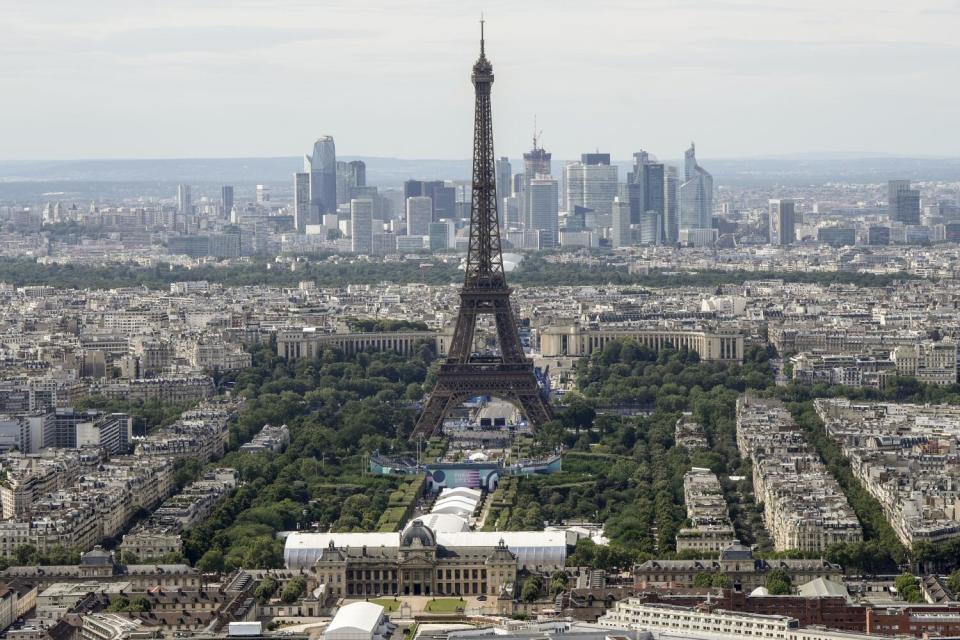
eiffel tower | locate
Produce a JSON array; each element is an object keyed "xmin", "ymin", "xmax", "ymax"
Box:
[{"xmin": 412, "ymin": 22, "xmax": 553, "ymax": 440}]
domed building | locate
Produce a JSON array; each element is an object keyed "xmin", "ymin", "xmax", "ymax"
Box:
[
  {"xmin": 400, "ymin": 519, "xmax": 436, "ymax": 548},
  {"xmin": 313, "ymin": 519, "xmax": 517, "ymax": 599}
]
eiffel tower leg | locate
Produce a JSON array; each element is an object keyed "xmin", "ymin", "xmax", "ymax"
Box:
[
  {"xmin": 514, "ymin": 391, "xmax": 554, "ymax": 427},
  {"xmin": 412, "ymin": 391, "xmax": 458, "ymax": 440},
  {"xmin": 447, "ymin": 302, "xmax": 478, "ymax": 363},
  {"xmin": 493, "ymin": 299, "xmax": 526, "ymax": 363}
]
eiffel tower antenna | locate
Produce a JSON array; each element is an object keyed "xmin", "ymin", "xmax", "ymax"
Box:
[
  {"xmin": 412, "ymin": 22, "xmax": 553, "ymax": 440},
  {"xmin": 480, "ymin": 13, "xmax": 485, "ymax": 56}
]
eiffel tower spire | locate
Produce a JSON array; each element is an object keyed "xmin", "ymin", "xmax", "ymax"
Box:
[
  {"xmin": 464, "ymin": 16, "xmax": 505, "ymax": 290},
  {"xmin": 411, "ymin": 24, "xmax": 553, "ymax": 440}
]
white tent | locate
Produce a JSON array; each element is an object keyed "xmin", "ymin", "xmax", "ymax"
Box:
[
  {"xmin": 437, "ymin": 487, "xmax": 482, "ymax": 502},
  {"xmin": 325, "ymin": 602, "xmax": 384, "ymax": 640},
  {"xmin": 431, "ymin": 496, "xmax": 479, "ymax": 517},
  {"xmin": 412, "ymin": 513, "xmax": 471, "ymax": 534},
  {"xmin": 284, "ymin": 532, "xmax": 397, "ymax": 569},
  {"xmin": 435, "ymin": 530, "xmax": 568, "ymax": 571}
]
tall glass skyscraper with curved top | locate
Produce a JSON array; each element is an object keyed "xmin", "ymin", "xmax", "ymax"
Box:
[
  {"xmin": 679, "ymin": 142, "xmax": 713, "ymax": 231},
  {"xmin": 305, "ymin": 136, "xmax": 337, "ymax": 216}
]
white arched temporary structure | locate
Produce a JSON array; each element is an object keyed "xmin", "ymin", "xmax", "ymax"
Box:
[
  {"xmin": 410, "ymin": 513, "xmax": 470, "ymax": 534},
  {"xmin": 325, "ymin": 601, "xmax": 385, "ymax": 640}
]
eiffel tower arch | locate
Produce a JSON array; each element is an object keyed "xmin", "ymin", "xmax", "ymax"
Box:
[{"xmin": 412, "ymin": 23, "xmax": 553, "ymax": 440}]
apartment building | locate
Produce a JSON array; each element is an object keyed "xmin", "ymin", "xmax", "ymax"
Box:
[
  {"xmin": 676, "ymin": 468, "xmax": 736, "ymax": 553},
  {"xmin": 736, "ymin": 397, "xmax": 862, "ymax": 552},
  {"xmin": 816, "ymin": 398, "xmax": 960, "ymax": 546}
]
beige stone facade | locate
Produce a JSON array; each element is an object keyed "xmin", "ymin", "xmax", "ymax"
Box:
[{"xmin": 313, "ymin": 520, "xmax": 516, "ymax": 598}]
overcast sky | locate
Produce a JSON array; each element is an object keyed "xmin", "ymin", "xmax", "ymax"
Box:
[{"xmin": 2, "ymin": 0, "xmax": 959, "ymax": 161}]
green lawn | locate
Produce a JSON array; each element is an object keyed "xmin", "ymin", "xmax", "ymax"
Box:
[
  {"xmin": 370, "ymin": 598, "xmax": 400, "ymax": 613},
  {"xmin": 424, "ymin": 598, "xmax": 465, "ymax": 613}
]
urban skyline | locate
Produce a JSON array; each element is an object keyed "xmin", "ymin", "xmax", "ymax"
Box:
[{"xmin": 7, "ymin": 5, "xmax": 960, "ymax": 640}]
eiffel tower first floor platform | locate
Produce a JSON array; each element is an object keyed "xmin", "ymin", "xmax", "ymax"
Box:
[{"xmin": 411, "ymin": 361, "xmax": 553, "ymax": 440}]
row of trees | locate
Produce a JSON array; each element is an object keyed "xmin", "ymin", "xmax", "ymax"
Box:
[
  {"xmin": 345, "ymin": 318, "xmax": 430, "ymax": 333},
  {"xmin": 509, "ymin": 341, "xmax": 777, "ymax": 569},
  {"xmin": 510, "ymin": 255, "xmax": 915, "ymax": 288},
  {"xmin": 0, "ymin": 544, "xmax": 79, "ymax": 569},
  {"xmin": 75, "ymin": 396, "xmax": 196, "ymax": 436},
  {"xmin": 0, "ymin": 255, "xmax": 919, "ymax": 292},
  {"xmin": 0, "ymin": 257, "xmax": 463, "ymax": 290},
  {"xmin": 184, "ymin": 343, "xmax": 433, "ymax": 572}
]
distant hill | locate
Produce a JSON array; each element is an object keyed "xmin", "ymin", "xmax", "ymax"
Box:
[
  {"xmin": 0, "ymin": 156, "xmax": 472, "ymax": 187},
  {"xmin": 1, "ymin": 155, "xmax": 959, "ymax": 202}
]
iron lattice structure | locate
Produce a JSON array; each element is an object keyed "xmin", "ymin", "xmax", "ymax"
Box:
[{"xmin": 412, "ymin": 27, "xmax": 553, "ymax": 440}]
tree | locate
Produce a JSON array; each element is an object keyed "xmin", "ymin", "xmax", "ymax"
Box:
[
  {"xmin": 895, "ymin": 573, "xmax": 923, "ymax": 603},
  {"xmin": 521, "ymin": 576, "xmax": 542, "ymax": 603},
  {"xmin": 281, "ymin": 576, "xmax": 307, "ymax": 603},
  {"xmin": 537, "ymin": 420, "xmax": 567, "ymax": 452},
  {"xmin": 693, "ymin": 572, "xmax": 714, "ymax": 588},
  {"xmin": 255, "ymin": 575, "xmax": 280, "ymax": 603},
  {"xmin": 13, "ymin": 545, "xmax": 36, "ymax": 566},
  {"xmin": 196, "ymin": 549, "xmax": 225, "ymax": 573},
  {"xmin": 107, "ymin": 596, "xmax": 130, "ymax": 612},
  {"xmin": 560, "ymin": 398, "xmax": 596, "ymax": 433},
  {"xmin": 766, "ymin": 568, "xmax": 792, "ymax": 595},
  {"xmin": 40, "ymin": 545, "xmax": 78, "ymax": 565},
  {"xmin": 948, "ymin": 570, "xmax": 960, "ymax": 596},
  {"xmin": 712, "ymin": 573, "xmax": 732, "ymax": 588},
  {"xmin": 127, "ymin": 596, "xmax": 152, "ymax": 612},
  {"xmin": 549, "ymin": 571, "xmax": 569, "ymax": 597}
]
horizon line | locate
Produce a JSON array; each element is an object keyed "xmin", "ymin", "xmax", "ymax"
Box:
[{"xmin": 3, "ymin": 152, "xmax": 960, "ymax": 164}]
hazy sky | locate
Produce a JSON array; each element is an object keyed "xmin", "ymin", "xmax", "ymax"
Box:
[{"xmin": 2, "ymin": 0, "xmax": 959, "ymax": 161}]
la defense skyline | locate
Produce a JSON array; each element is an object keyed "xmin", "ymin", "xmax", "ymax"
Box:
[{"xmin": 290, "ymin": 132, "xmax": 717, "ymax": 251}]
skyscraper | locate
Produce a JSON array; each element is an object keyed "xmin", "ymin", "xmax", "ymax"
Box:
[
  {"xmin": 518, "ymin": 138, "xmax": 551, "ymax": 228},
  {"xmin": 523, "ymin": 140, "xmax": 551, "ymax": 179},
  {"xmin": 305, "ymin": 136, "xmax": 337, "ymax": 215},
  {"xmin": 581, "ymin": 152, "xmax": 610, "ymax": 166},
  {"xmin": 664, "ymin": 166, "xmax": 680, "ymax": 243},
  {"xmin": 899, "ymin": 189, "xmax": 921, "ymax": 226},
  {"xmin": 220, "ymin": 186, "xmax": 234, "ymax": 220},
  {"xmin": 496, "ymin": 157, "xmax": 512, "ymax": 205},
  {"xmin": 628, "ymin": 151, "xmax": 665, "ymax": 240},
  {"xmin": 176, "ymin": 184, "xmax": 192, "ymax": 216},
  {"xmin": 769, "ymin": 199, "xmax": 796, "ymax": 245},
  {"xmin": 429, "ymin": 220, "xmax": 456, "ymax": 251},
  {"xmin": 528, "ymin": 176, "xmax": 559, "ymax": 249},
  {"xmin": 888, "ymin": 180, "xmax": 910, "ymax": 220},
  {"xmin": 679, "ymin": 142, "xmax": 713, "ymax": 231},
  {"xmin": 403, "ymin": 180, "xmax": 454, "ymax": 220},
  {"xmin": 336, "ymin": 160, "xmax": 366, "ymax": 205},
  {"xmin": 293, "ymin": 172, "xmax": 312, "ymax": 232},
  {"xmin": 611, "ymin": 197, "xmax": 632, "ymax": 248},
  {"xmin": 638, "ymin": 209, "xmax": 661, "ymax": 245},
  {"xmin": 564, "ymin": 154, "xmax": 618, "ymax": 222},
  {"xmin": 888, "ymin": 180, "xmax": 920, "ymax": 225},
  {"xmin": 406, "ymin": 196, "xmax": 433, "ymax": 236},
  {"xmin": 350, "ymin": 198, "xmax": 373, "ymax": 254},
  {"xmin": 432, "ymin": 185, "xmax": 457, "ymax": 220}
]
